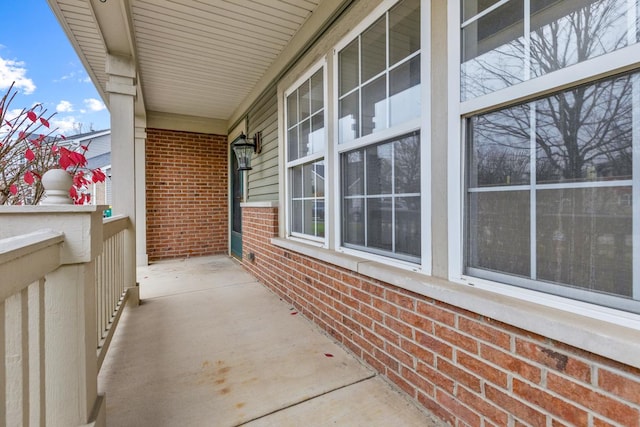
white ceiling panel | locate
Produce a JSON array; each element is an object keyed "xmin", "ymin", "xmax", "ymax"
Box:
[{"xmin": 48, "ymin": 0, "xmax": 323, "ymax": 126}]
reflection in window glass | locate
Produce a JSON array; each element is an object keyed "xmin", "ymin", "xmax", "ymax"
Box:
[
  {"xmin": 287, "ymin": 92, "xmax": 297, "ymax": 128},
  {"xmin": 367, "ymin": 198, "xmax": 393, "ymax": 252},
  {"xmin": 344, "ymin": 198, "xmax": 365, "ymax": 245},
  {"xmin": 338, "ymin": 0, "xmax": 420, "ymax": 143},
  {"xmin": 339, "ymin": 40, "xmax": 359, "ymax": 96},
  {"xmin": 536, "ymin": 74, "xmax": 633, "ymax": 184},
  {"xmin": 461, "ymin": 0, "xmax": 637, "ymax": 100},
  {"xmin": 299, "ymin": 118, "xmax": 311, "ymax": 159},
  {"xmin": 389, "ymin": 0, "xmax": 421, "ymax": 65},
  {"xmin": 395, "ymin": 196, "xmax": 421, "ymax": 257},
  {"xmin": 291, "ymin": 166, "xmax": 302, "ymax": 198},
  {"xmin": 366, "ymin": 143, "xmax": 393, "ymax": 195},
  {"xmin": 362, "ymin": 75, "xmax": 387, "ymax": 136},
  {"xmin": 467, "ymin": 191, "xmax": 531, "ymax": 277},
  {"xmin": 292, "ymin": 200, "xmax": 303, "ymax": 233},
  {"xmin": 462, "ymin": 0, "xmax": 503, "ymax": 21},
  {"xmin": 310, "ymin": 71, "xmax": 324, "ymax": 114},
  {"xmin": 290, "ymin": 161, "xmax": 325, "ymax": 238},
  {"xmin": 468, "ymin": 104, "xmax": 531, "ymax": 188},
  {"xmin": 530, "ymin": 0, "xmax": 628, "ymax": 77},
  {"xmin": 344, "ymin": 150, "xmax": 364, "ymax": 196},
  {"xmin": 537, "ymin": 188, "xmax": 632, "ymax": 297},
  {"xmin": 287, "ymin": 127, "xmax": 298, "ymax": 161},
  {"xmin": 395, "ymin": 136, "xmax": 421, "ymax": 193},
  {"xmin": 288, "ymin": 69, "xmax": 325, "ymax": 162},
  {"xmin": 390, "ymin": 55, "xmax": 421, "ymax": 127},
  {"xmin": 310, "ymin": 112, "xmax": 325, "ymax": 155},
  {"xmin": 342, "ymin": 132, "xmax": 420, "ymax": 262},
  {"xmin": 339, "ymin": 92, "xmax": 360, "ymax": 143},
  {"xmin": 362, "ymin": 17, "xmax": 387, "ymax": 82},
  {"xmin": 299, "ymin": 80, "xmax": 310, "ymax": 120},
  {"xmin": 466, "ymin": 71, "xmax": 636, "ymax": 310},
  {"xmin": 461, "ymin": 1, "xmax": 525, "ymax": 100}
]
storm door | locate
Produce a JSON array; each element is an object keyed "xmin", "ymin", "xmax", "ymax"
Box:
[{"xmin": 230, "ymin": 148, "xmax": 243, "ymax": 258}]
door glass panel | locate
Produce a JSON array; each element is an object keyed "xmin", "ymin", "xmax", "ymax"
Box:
[{"xmin": 232, "ymin": 153, "xmax": 242, "ymax": 234}]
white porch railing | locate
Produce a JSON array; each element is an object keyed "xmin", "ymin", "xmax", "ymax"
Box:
[
  {"xmin": 0, "ymin": 205, "xmax": 138, "ymax": 427},
  {"xmin": 0, "ymin": 230, "xmax": 64, "ymax": 427},
  {"xmin": 96, "ymin": 214, "xmax": 131, "ymax": 370}
]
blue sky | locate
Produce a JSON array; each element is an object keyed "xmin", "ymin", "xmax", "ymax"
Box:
[{"xmin": 0, "ymin": 1, "xmax": 110, "ymax": 136}]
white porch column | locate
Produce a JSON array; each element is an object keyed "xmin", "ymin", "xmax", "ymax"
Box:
[
  {"xmin": 106, "ymin": 54, "xmax": 138, "ymax": 302},
  {"xmin": 135, "ymin": 120, "xmax": 148, "ymax": 266}
]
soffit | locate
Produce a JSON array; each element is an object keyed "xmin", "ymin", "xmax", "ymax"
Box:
[{"xmin": 48, "ymin": 0, "xmax": 323, "ymax": 126}]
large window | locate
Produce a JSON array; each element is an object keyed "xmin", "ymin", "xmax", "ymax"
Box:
[
  {"xmin": 337, "ymin": 0, "xmax": 422, "ymax": 263},
  {"xmin": 461, "ymin": 0, "xmax": 640, "ymax": 313},
  {"xmin": 286, "ymin": 68, "xmax": 326, "ymax": 241}
]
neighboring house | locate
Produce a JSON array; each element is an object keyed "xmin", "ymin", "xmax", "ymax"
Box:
[
  {"xmin": 64, "ymin": 129, "xmax": 112, "ymax": 207},
  {"xmin": 47, "ymin": 1, "xmax": 640, "ymax": 426}
]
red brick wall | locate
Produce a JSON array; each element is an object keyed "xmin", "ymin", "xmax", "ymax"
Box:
[
  {"xmin": 146, "ymin": 128, "xmax": 228, "ymax": 261},
  {"xmin": 241, "ymin": 206, "xmax": 640, "ymax": 427}
]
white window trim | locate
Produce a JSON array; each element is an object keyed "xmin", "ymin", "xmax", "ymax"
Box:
[
  {"xmin": 283, "ymin": 59, "xmax": 328, "ymax": 246},
  {"xmin": 331, "ymin": 0, "xmax": 431, "ymax": 274},
  {"xmin": 448, "ymin": 0, "xmax": 640, "ymax": 327}
]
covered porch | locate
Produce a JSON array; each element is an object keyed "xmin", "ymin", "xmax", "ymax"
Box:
[
  {"xmin": 100, "ymin": 255, "xmax": 440, "ymax": 426},
  {"xmin": 3, "ymin": 0, "xmax": 640, "ymax": 426},
  {"xmin": 0, "ymin": 214, "xmax": 439, "ymax": 425}
]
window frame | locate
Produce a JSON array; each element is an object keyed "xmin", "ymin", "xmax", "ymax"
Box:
[
  {"xmin": 331, "ymin": 0, "xmax": 431, "ymax": 273},
  {"xmin": 284, "ymin": 60, "xmax": 328, "ymax": 245},
  {"xmin": 449, "ymin": 0, "xmax": 640, "ymax": 319}
]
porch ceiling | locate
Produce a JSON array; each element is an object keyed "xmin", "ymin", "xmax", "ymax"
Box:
[{"xmin": 47, "ymin": 0, "xmax": 326, "ymax": 129}]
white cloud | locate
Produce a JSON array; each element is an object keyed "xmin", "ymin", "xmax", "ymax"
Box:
[
  {"xmin": 56, "ymin": 71, "xmax": 75, "ymax": 82},
  {"xmin": 51, "ymin": 116, "xmax": 80, "ymax": 135},
  {"xmin": 84, "ymin": 98, "xmax": 105, "ymax": 112},
  {"xmin": 5, "ymin": 108, "xmax": 23, "ymax": 121},
  {"xmin": 56, "ymin": 100, "xmax": 73, "ymax": 113},
  {"xmin": 0, "ymin": 57, "xmax": 35, "ymax": 94}
]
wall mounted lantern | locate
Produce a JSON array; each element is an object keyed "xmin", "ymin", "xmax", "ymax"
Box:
[{"xmin": 232, "ymin": 132, "xmax": 261, "ymax": 171}]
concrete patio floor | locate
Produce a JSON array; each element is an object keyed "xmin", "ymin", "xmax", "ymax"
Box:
[{"xmin": 98, "ymin": 256, "xmax": 444, "ymax": 426}]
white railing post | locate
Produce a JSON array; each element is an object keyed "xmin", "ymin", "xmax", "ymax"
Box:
[
  {"xmin": 44, "ymin": 263, "xmax": 98, "ymax": 425},
  {"xmin": 0, "ymin": 206, "xmax": 106, "ymax": 427}
]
